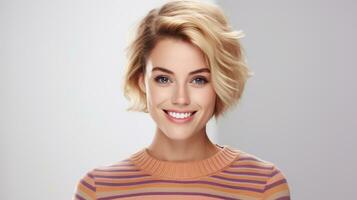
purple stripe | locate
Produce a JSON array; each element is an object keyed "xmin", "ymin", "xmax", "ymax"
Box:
[
  {"xmin": 222, "ymin": 170, "xmax": 271, "ymax": 177},
  {"xmin": 265, "ymin": 179, "xmax": 287, "ymax": 191},
  {"xmin": 94, "ymin": 174, "xmax": 150, "ymax": 179},
  {"xmin": 81, "ymin": 180, "xmax": 96, "ymax": 192},
  {"xmin": 230, "ymin": 164, "xmax": 273, "ymax": 170},
  {"xmin": 276, "ymin": 196, "xmax": 291, "ymax": 200},
  {"xmin": 96, "ymin": 179, "xmax": 263, "ymax": 193},
  {"xmin": 211, "ymin": 175, "xmax": 266, "ymax": 184},
  {"xmin": 97, "ymin": 192, "xmax": 242, "ymax": 200},
  {"xmin": 88, "ymin": 173, "xmax": 95, "ymax": 179},
  {"xmin": 270, "ymin": 169, "xmax": 279, "ymax": 177},
  {"xmin": 75, "ymin": 194, "xmax": 85, "ymax": 200}
]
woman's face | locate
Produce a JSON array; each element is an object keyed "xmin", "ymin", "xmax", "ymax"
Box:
[{"xmin": 139, "ymin": 38, "xmax": 216, "ymax": 141}]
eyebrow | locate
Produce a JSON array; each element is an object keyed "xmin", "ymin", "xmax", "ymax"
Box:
[{"xmin": 152, "ymin": 66, "xmax": 210, "ymax": 75}]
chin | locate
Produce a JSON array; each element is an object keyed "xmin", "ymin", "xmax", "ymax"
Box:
[{"xmin": 161, "ymin": 127, "xmax": 194, "ymax": 140}]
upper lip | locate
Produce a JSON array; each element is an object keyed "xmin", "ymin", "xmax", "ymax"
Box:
[{"xmin": 163, "ymin": 109, "xmax": 197, "ymax": 113}]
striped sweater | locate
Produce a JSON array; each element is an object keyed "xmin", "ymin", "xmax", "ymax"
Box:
[{"xmin": 74, "ymin": 144, "xmax": 291, "ymax": 200}]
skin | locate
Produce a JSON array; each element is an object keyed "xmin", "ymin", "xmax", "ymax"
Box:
[{"xmin": 138, "ymin": 37, "xmax": 220, "ymax": 162}]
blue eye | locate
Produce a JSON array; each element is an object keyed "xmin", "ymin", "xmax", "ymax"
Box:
[
  {"xmin": 154, "ymin": 75, "xmax": 208, "ymax": 85},
  {"xmin": 192, "ymin": 77, "xmax": 208, "ymax": 85},
  {"xmin": 154, "ymin": 76, "xmax": 171, "ymax": 84}
]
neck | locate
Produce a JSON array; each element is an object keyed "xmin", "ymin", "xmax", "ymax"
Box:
[{"xmin": 147, "ymin": 126, "xmax": 219, "ymax": 162}]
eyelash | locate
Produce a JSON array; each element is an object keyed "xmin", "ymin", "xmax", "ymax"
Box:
[{"xmin": 154, "ymin": 75, "xmax": 209, "ymax": 85}]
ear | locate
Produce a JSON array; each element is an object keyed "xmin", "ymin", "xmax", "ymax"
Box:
[{"xmin": 138, "ymin": 73, "xmax": 146, "ymax": 93}]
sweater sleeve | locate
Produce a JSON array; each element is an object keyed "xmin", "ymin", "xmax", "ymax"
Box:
[
  {"xmin": 262, "ymin": 165, "xmax": 291, "ymax": 200},
  {"xmin": 73, "ymin": 172, "xmax": 96, "ymax": 200}
]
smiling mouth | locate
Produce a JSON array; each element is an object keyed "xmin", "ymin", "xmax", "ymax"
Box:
[
  {"xmin": 163, "ymin": 110, "xmax": 197, "ymax": 115},
  {"xmin": 162, "ymin": 109, "xmax": 197, "ymax": 122}
]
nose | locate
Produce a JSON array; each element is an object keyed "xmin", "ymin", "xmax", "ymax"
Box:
[{"xmin": 172, "ymin": 82, "xmax": 190, "ymax": 106}]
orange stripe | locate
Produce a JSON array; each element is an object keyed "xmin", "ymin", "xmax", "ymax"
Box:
[
  {"xmin": 263, "ymin": 183, "xmax": 290, "ymax": 197},
  {"xmin": 97, "ymin": 182, "xmax": 263, "ymax": 197},
  {"xmin": 78, "ymin": 183, "xmax": 96, "ymax": 199}
]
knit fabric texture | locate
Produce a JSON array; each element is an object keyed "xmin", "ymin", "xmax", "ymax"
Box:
[{"xmin": 74, "ymin": 144, "xmax": 291, "ymax": 200}]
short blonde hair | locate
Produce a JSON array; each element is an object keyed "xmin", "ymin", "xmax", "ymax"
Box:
[{"xmin": 122, "ymin": 0, "xmax": 253, "ymax": 119}]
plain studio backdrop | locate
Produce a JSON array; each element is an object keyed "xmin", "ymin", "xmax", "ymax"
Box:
[{"xmin": 0, "ymin": 0, "xmax": 356, "ymax": 199}]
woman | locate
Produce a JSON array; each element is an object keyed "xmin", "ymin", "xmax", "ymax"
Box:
[{"xmin": 74, "ymin": 1, "xmax": 291, "ymax": 199}]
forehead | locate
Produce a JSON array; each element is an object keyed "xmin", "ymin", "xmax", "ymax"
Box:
[{"xmin": 146, "ymin": 38, "xmax": 208, "ymax": 74}]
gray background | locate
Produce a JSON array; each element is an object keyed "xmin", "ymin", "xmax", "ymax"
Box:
[
  {"xmin": 216, "ymin": 0, "xmax": 357, "ymax": 199},
  {"xmin": 0, "ymin": 0, "xmax": 356, "ymax": 199}
]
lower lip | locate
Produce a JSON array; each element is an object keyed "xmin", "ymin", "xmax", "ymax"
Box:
[{"xmin": 164, "ymin": 111, "xmax": 196, "ymax": 124}]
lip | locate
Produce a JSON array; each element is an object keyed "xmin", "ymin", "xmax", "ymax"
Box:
[
  {"xmin": 163, "ymin": 109, "xmax": 196, "ymax": 113},
  {"xmin": 163, "ymin": 109, "xmax": 197, "ymax": 124}
]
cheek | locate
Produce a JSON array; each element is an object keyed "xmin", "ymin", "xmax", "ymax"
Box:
[
  {"xmin": 147, "ymin": 83, "xmax": 169, "ymax": 106},
  {"xmin": 147, "ymin": 81, "xmax": 216, "ymax": 110},
  {"xmin": 192, "ymin": 87, "xmax": 216, "ymax": 108}
]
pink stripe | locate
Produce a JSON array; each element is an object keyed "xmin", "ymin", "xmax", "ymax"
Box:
[
  {"xmin": 96, "ymin": 179, "xmax": 263, "ymax": 193},
  {"xmin": 97, "ymin": 191, "xmax": 241, "ymax": 200},
  {"xmin": 265, "ymin": 179, "xmax": 288, "ymax": 191},
  {"xmin": 81, "ymin": 180, "xmax": 95, "ymax": 192}
]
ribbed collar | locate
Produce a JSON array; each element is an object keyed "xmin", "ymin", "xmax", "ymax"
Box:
[{"xmin": 129, "ymin": 144, "xmax": 240, "ymax": 180}]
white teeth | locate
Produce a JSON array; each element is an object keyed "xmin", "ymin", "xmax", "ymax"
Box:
[{"xmin": 168, "ymin": 111, "xmax": 193, "ymax": 119}]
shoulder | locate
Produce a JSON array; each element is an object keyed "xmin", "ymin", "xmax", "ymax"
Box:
[
  {"xmin": 229, "ymin": 147, "xmax": 291, "ymax": 199},
  {"xmin": 73, "ymin": 159, "xmax": 139, "ymax": 200},
  {"xmin": 88, "ymin": 158, "xmax": 139, "ymax": 178},
  {"xmin": 228, "ymin": 147, "xmax": 287, "ymax": 171},
  {"xmin": 232, "ymin": 148, "xmax": 277, "ymax": 169}
]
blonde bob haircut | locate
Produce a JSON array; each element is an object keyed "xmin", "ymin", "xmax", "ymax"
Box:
[{"xmin": 122, "ymin": 0, "xmax": 253, "ymax": 119}]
